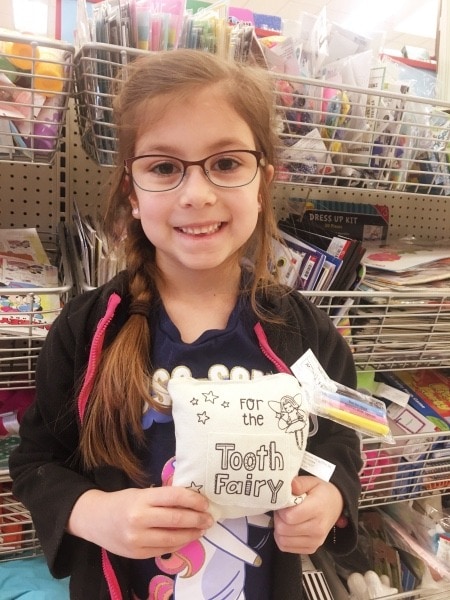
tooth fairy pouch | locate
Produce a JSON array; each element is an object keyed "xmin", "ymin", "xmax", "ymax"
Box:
[{"xmin": 167, "ymin": 373, "xmax": 309, "ymax": 520}]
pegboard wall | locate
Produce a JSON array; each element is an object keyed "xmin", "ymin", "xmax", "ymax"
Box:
[
  {"xmin": 273, "ymin": 184, "xmax": 450, "ymax": 241},
  {"xmin": 1, "ymin": 100, "xmax": 450, "ymax": 241},
  {"xmin": 0, "ymin": 137, "xmax": 70, "ymax": 231},
  {"xmin": 0, "ymin": 100, "xmax": 110, "ymax": 231}
]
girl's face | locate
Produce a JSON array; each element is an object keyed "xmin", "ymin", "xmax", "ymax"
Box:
[{"xmin": 128, "ymin": 87, "xmax": 274, "ymax": 280}]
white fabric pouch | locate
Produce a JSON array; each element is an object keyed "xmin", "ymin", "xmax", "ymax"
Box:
[{"xmin": 168, "ymin": 372, "xmax": 309, "ymax": 520}]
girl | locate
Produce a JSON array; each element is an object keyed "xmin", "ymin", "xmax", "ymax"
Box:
[{"xmin": 10, "ymin": 50, "xmax": 362, "ymax": 600}]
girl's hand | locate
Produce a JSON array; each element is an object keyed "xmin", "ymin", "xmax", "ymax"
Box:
[
  {"xmin": 273, "ymin": 475, "xmax": 344, "ymax": 554},
  {"xmin": 67, "ymin": 486, "xmax": 214, "ymax": 559}
]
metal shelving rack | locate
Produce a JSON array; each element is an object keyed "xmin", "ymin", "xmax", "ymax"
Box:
[
  {"xmin": 360, "ymin": 430, "xmax": 450, "ymax": 509},
  {"xmin": 0, "ymin": 226, "xmax": 73, "ymax": 390},
  {"xmin": 0, "ymin": 31, "xmax": 76, "ymax": 563},
  {"xmin": 0, "ymin": 437, "xmax": 41, "ymax": 563}
]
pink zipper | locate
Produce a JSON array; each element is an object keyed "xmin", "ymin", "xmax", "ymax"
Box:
[
  {"xmin": 77, "ymin": 293, "xmax": 121, "ymax": 422},
  {"xmin": 76, "ymin": 292, "xmax": 124, "ymax": 599},
  {"xmin": 102, "ymin": 548, "xmax": 123, "ymax": 600},
  {"xmin": 254, "ymin": 322, "xmax": 291, "ymax": 374}
]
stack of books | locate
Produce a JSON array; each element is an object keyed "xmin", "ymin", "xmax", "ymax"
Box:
[
  {"xmin": 0, "ymin": 227, "xmax": 60, "ymax": 336},
  {"xmin": 275, "ymin": 201, "xmax": 373, "ymax": 296},
  {"xmin": 361, "ymin": 240, "xmax": 450, "ymax": 292}
]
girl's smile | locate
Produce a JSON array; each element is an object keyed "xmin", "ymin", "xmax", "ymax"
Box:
[{"xmin": 175, "ymin": 221, "xmax": 224, "ymax": 236}]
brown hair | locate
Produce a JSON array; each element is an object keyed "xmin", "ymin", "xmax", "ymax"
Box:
[{"xmin": 80, "ymin": 50, "xmax": 284, "ymax": 482}]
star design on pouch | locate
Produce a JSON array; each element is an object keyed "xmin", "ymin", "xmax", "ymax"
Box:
[
  {"xmin": 221, "ymin": 401, "xmax": 230, "ymax": 408},
  {"xmin": 202, "ymin": 390, "xmax": 218, "ymax": 404},
  {"xmin": 190, "ymin": 397, "xmax": 199, "ymax": 405},
  {"xmin": 197, "ymin": 411, "xmax": 210, "ymax": 424},
  {"xmin": 187, "ymin": 482, "xmax": 203, "ymax": 493}
]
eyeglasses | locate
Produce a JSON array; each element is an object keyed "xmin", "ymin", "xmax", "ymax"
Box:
[{"xmin": 124, "ymin": 149, "xmax": 265, "ymax": 192}]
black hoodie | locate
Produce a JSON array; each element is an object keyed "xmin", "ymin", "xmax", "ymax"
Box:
[{"xmin": 10, "ymin": 271, "xmax": 362, "ymax": 599}]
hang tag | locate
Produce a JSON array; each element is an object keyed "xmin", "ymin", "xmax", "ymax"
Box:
[
  {"xmin": 291, "ymin": 349, "xmax": 392, "ymax": 440},
  {"xmin": 302, "ymin": 450, "xmax": 335, "ymax": 482},
  {"xmin": 290, "ymin": 348, "xmax": 337, "ymax": 392}
]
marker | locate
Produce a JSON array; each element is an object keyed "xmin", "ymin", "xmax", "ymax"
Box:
[
  {"xmin": 322, "ymin": 392, "xmax": 387, "ymax": 424},
  {"xmin": 323, "ymin": 390, "xmax": 385, "ymax": 418},
  {"xmin": 326, "ymin": 406, "xmax": 390, "ymax": 436}
]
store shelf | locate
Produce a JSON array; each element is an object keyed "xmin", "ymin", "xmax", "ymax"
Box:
[
  {"xmin": 302, "ymin": 289, "xmax": 450, "ymax": 372},
  {"xmin": 360, "ymin": 430, "xmax": 450, "ymax": 508},
  {"xmin": 273, "ymin": 72, "xmax": 450, "ymax": 197},
  {"xmin": 73, "ymin": 42, "xmax": 147, "ymax": 166},
  {"xmin": 0, "ymin": 437, "xmax": 41, "ymax": 562},
  {"xmin": 0, "ymin": 224, "xmax": 73, "ymax": 391},
  {"xmin": 66, "ymin": 214, "xmax": 450, "ymax": 373},
  {"xmin": 0, "ymin": 476, "xmax": 41, "ymax": 563},
  {"xmin": 2, "ymin": 37, "xmax": 450, "ymax": 598},
  {"xmin": 73, "ymin": 43, "xmax": 450, "ymax": 200},
  {"xmin": 0, "ymin": 30, "xmax": 75, "ymax": 165}
]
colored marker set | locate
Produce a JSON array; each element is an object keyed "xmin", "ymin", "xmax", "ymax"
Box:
[
  {"xmin": 314, "ymin": 385, "xmax": 392, "ymax": 440},
  {"xmin": 290, "ymin": 348, "xmax": 392, "ymax": 440}
]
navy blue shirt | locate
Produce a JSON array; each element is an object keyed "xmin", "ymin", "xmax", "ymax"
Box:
[{"xmin": 131, "ymin": 297, "xmax": 277, "ymax": 600}]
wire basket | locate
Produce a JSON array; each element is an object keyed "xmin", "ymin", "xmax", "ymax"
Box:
[
  {"xmin": 0, "ymin": 430, "xmax": 448, "ymax": 572},
  {"xmin": 0, "ymin": 437, "xmax": 41, "ymax": 561},
  {"xmin": 0, "ymin": 30, "xmax": 75, "ymax": 165},
  {"xmin": 273, "ymin": 72, "xmax": 450, "ymax": 197},
  {"xmin": 73, "ymin": 42, "xmax": 147, "ymax": 166},
  {"xmin": 73, "ymin": 43, "xmax": 450, "ymax": 198},
  {"xmin": 360, "ymin": 430, "xmax": 450, "ymax": 508},
  {"xmin": 0, "ymin": 223, "xmax": 73, "ymax": 391},
  {"xmin": 72, "ymin": 44, "xmax": 450, "ymax": 372},
  {"xmin": 302, "ymin": 289, "xmax": 450, "ymax": 372}
]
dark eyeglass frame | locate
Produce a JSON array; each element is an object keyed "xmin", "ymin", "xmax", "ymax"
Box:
[{"xmin": 123, "ymin": 149, "xmax": 266, "ymax": 192}]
